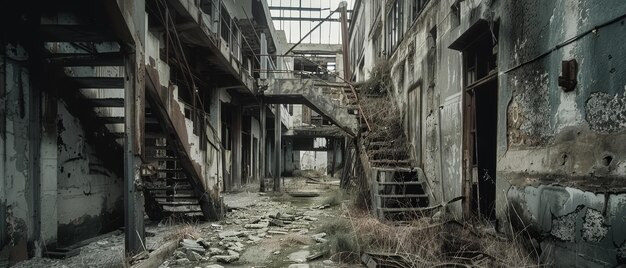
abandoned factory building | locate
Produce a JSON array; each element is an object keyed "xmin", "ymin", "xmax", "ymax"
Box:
[{"xmin": 1, "ymin": 0, "xmax": 626, "ymax": 267}]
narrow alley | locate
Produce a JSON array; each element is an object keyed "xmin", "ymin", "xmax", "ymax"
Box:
[{"xmin": 1, "ymin": 0, "xmax": 626, "ymax": 267}]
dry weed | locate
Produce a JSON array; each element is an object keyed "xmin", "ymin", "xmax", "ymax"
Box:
[
  {"xmin": 281, "ymin": 234, "xmax": 312, "ymax": 246},
  {"xmin": 164, "ymin": 224, "xmax": 201, "ymax": 241}
]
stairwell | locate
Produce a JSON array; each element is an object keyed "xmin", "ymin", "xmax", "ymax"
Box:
[
  {"xmin": 347, "ymin": 73, "xmax": 432, "ymax": 221},
  {"xmin": 41, "ymin": 9, "xmax": 218, "ymax": 221}
]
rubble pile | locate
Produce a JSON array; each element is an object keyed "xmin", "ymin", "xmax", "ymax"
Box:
[{"xmin": 162, "ymin": 191, "xmax": 335, "ymax": 267}]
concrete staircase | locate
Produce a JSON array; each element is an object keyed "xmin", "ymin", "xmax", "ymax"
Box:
[{"xmin": 263, "ymin": 78, "xmax": 359, "ymax": 136}]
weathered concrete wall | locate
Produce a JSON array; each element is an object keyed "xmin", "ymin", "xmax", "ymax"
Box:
[
  {"xmin": 497, "ymin": 0, "xmax": 626, "ymax": 265},
  {"xmin": 2, "ymin": 43, "xmax": 35, "ymax": 260},
  {"xmin": 351, "ymin": 0, "xmax": 465, "ymax": 211},
  {"xmin": 352, "ymin": 0, "xmax": 626, "ymax": 265},
  {"xmin": 56, "ymin": 101, "xmax": 123, "ymax": 247}
]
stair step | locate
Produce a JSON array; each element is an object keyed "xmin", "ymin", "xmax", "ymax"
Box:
[
  {"xmin": 377, "ymin": 207, "xmax": 433, "ymax": 212},
  {"xmin": 156, "ymin": 168, "xmax": 184, "ymax": 172},
  {"xmin": 45, "ymin": 52, "xmax": 123, "ymax": 66},
  {"xmin": 152, "ymin": 194, "xmax": 196, "ymax": 199},
  {"xmin": 162, "ymin": 206, "xmax": 202, "ymax": 213},
  {"xmin": 99, "ymin": 116, "xmax": 125, "ymax": 124},
  {"xmin": 378, "ymin": 181, "xmax": 423, "ymax": 185},
  {"xmin": 376, "ymin": 194, "xmax": 428, "ymax": 198},
  {"xmin": 72, "ymin": 77, "xmax": 124, "ymax": 88},
  {"xmin": 157, "ymin": 201, "xmax": 199, "ymax": 206},
  {"xmin": 148, "ymin": 185, "xmax": 193, "ymax": 191},
  {"xmin": 87, "ymin": 98, "xmax": 124, "ymax": 107},
  {"xmin": 40, "ymin": 24, "xmax": 116, "ymax": 42},
  {"xmin": 371, "ymin": 159, "xmax": 411, "ymax": 165},
  {"xmin": 145, "ymin": 156, "xmax": 179, "ymax": 161}
]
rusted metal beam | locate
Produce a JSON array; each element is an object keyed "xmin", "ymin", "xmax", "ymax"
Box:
[
  {"xmin": 123, "ymin": 49, "xmax": 145, "ymax": 256},
  {"xmin": 339, "ymin": 1, "xmax": 351, "ymax": 81}
]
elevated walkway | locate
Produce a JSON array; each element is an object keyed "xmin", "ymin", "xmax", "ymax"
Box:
[{"xmin": 263, "ymin": 78, "xmax": 359, "ymax": 136}]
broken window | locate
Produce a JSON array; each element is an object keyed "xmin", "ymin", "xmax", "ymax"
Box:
[
  {"xmin": 386, "ymin": 0, "xmax": 404, "ymax": 55},
  {"xmin": 410, "ymin": 0, "xmax": 430, "ymax": 21},
  {"xmin": 450, "ymin": 1, "xmax": 461, "ymax": 29},
  {"xmin": 220, "ymin": 3, "xmax": 230, "ymax": 42}
]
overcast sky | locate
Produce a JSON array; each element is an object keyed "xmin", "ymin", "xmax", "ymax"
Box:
[{"xmin": 268, "ymin": 0, "xmax": 355, "ymax": 44}]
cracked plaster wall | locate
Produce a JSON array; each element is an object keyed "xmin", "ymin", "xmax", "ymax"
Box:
[
  {"xmin": 56, "ymin": 100, "xmax": 124, "ymax": 247},
  {"xmin": 352, "ymin": 0, "xmax": 626, "ymax": 265},
  {"xmin": 497, "ymin": 0, "xmax": 626, "ymax": 265}
]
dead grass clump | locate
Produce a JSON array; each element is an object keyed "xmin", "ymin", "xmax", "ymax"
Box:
[
  {"xmin": 330, "ymin": 232, "xmax": 360, "ymax": 263},
  {"xmin": 317, "ymin": 218, "xmax": 352, "ymax": 236},
  {"xmin": 328, "ymin": 209, "xmax": 539, "ymax": 267},
  {"xmin": 322, "ymin": 190, "xmax": 345, "ymax": 207},
  {"xmin": 164, "ymin": 224, "xmax": 201, "ymax": 241},
  {"xmin": 282, "ymin": 234, "xmax": 312, "ymax": 246}
]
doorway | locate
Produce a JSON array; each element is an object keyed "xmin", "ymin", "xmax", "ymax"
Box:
[
  {"xmin": 465, "ymin": 78, "xmax": 497, "ymax": 220},
  {"xmin": 462, "ymin": 21, "xmax": 499, "ymax": 220}
]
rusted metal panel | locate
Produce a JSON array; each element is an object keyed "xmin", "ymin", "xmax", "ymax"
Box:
[{"xmin": 134, "ymin": 48, "xmax": 145, "ymax": 156}]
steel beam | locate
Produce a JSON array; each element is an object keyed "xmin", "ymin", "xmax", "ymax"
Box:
[
  {"xmin": 340, "ymin": 1, "xmax": 351, "ymax": 80},
  {"xmin": 259, "ymin": 100, "xmax": 266, "ymax": 192},
  {"xmin": 273, "ymin": 105, "xmax": 281, "ymax": 192},
  {"xmin": 124, "ymin": 50, "xmax": 145, "ymax": 256}
]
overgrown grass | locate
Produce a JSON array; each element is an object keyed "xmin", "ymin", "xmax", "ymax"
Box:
[
  {"xmin": 322, "ymin": 190, "xmax": 345, "ymax": 207},
  {"xmin": 319, "ymin": 207, "xmax": 538, "ymax": 267}
]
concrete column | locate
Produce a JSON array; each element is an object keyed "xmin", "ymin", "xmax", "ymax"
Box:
[
  {"xmin": 259, "ymin": 101, "xmax": 266, "ymax": 192},
  {"xmin": 273, "ymin": 105, "xmax": 281, "ymax": 192},
  {"xmin": 232, "ymin": 106, "xmax": 242, "ymax": 189},
  {"xmin": 260, "ymin": 33, "xmax": 267, "ymax": 80},
  {"xmin": 124, "ymin": 50, "xmax": 144, "ymax": 256}
]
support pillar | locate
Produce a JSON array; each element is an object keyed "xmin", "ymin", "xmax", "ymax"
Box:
[
  {"xmin": 232, "ymin": 106, "xmax": 242, "ymax": 189},
  {"xmin": 339, "ymin": 1, "xmax": 351, "ymax": 81},
  {"xmin": 124, "ymin": 50, "xmax": 145, "ymax": 256},
  {"xmin": 259, "ymin": 101, "xmax": 266, "ymax": 192},
  {"xmin": 273, "ymin": 105, "xmax": 281, "ymax": 192}
]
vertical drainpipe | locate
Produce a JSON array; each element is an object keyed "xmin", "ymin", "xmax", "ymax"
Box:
[
  {"xmin": 438, "ymin": 103, "xmax": 446, "ymax": 204},
  {"xmin": 340, "ymin": 1, "xmax": 351, "ymax": 81}
]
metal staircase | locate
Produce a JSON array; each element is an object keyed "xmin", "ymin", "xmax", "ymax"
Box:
[
  {"xmin": 263, "ymin": 78, "xmax": 360, "ymax": 136},
  {"xmin": 343, "ymin": 83, "xmax": 432, "ymax": 220},
  {"xmin": 41, "ymin": 9, "xmax": 213, "ymax": 221}
]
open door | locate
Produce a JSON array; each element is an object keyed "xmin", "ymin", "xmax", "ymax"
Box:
[{"xmin": 462, "ymin": 21, "xmax": 499, "ymax": 221}]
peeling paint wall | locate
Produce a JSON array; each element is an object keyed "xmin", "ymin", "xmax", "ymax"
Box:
[
  {"xmin": 56, "ymin": 100, "xmax": 123, "ymax": 247},
  {"xmin": 351, "ymin": 0, "xmax": 626, "ymax": 265},
  {"xmin": 2, "ymin": 43, "xmax": 34, "ymax": 261},
  {"xmin": 351, "ymin": 0, "xmax": 465, "ymax": 213}
]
